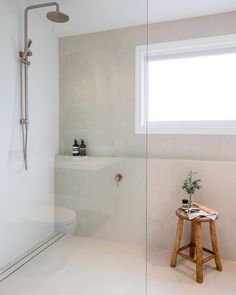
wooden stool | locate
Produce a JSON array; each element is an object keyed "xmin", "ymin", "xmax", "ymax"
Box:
[{"xmin": 170, "ymin": 208, "xmax": 222, "ymax": 283}]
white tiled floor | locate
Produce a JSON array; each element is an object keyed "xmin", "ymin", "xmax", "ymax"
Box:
[
  {"xmin": 148, "ymin": 248, "xmax": 236, "ymax": 295},
  {"xmin": 0, "ymin": 235, "xmax": 236, "ymax": 295}
]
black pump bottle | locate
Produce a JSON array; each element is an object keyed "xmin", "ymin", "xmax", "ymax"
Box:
[
  {"xmin": 79, "ymin": 139, "xmax": 86, "ymax": 156},
  {"xmin": 72, "ymin": 139, "xmax": 79, "ymax": 156}
]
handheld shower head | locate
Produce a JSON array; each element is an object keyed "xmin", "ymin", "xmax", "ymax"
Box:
[
  {"xmin": 20, "ymin": 39, "xmax": 33, "ymax": 61},
  {"xmin": 27, "ymin": 39, "xmax": 32, "ymax": 49},
  {"xmin": 46, "ymin": 11, "xmax": 69, "ymax": 23}
]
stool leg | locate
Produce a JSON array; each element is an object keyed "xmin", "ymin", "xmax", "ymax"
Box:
[
  {"xmin": 189, "ymin": 222, "xmax": 195, "ymax": 258},
  {"xmin": 195, "ymin": 222, "xmax": 203, "ymax": 283},
  {"xmin": 170, "ymin": 218, "xmax": 184, "ymax": 268},
  {"xmin": 209, "ymin": 221, "xmax": 222, "ymax": 271}
]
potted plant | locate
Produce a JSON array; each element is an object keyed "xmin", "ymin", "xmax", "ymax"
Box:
[{"xmin": 182, "ymin": 171, "xmax": 201, "ymax": 207}]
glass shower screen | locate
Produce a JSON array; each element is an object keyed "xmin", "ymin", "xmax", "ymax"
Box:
[{"xmin": 55, "ymin": 0, "xmax": 148, "ymax": 294}]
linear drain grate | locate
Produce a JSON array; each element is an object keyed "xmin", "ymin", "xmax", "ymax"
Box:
[{"xmin": 0, "ymin": 233, "xmax": 65, "ymax": 283}]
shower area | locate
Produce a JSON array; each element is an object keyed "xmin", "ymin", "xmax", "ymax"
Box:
[
  {"xmin": 0, "ymin": 0, "xmax": 148, "ymax": 293},
  {"xmin": 1, "ymin": 0, "xmax": 236, "ymax": 294}
]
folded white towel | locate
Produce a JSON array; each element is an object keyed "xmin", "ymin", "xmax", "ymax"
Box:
[{"xmin": 186, "ymin": 207, "xmax": 218, "ymax": 221}]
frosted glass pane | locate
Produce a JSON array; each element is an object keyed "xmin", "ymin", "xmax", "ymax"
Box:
[{"xmin": 148, "ymin": 52, "xmax": 236, "ymax": 121}]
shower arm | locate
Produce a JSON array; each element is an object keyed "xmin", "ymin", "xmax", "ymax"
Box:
[{"xmin": 24, "ymin": 2, "xmax": 59, "ymax": 51}]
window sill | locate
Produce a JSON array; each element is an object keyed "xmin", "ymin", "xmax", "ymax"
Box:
[{"xmin": 136, "ymin": 121, "xmax": 236, "ymax": 135}]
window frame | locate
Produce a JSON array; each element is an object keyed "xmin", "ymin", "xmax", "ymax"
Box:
[{"xmin": 135, "ymin": 34, "xmax": 236, "ymax": 134}]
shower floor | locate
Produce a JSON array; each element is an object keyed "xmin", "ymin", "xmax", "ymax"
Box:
[{"xmin": 0, "ymin": 235, "xmax": 235, "ymax": 295}]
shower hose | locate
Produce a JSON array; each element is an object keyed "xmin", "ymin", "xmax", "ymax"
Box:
[{"xmin": 20, "ymin": 60, "xmax": 29, "ymax": 170}]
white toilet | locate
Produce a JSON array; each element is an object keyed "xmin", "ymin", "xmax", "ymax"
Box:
[{"xmin": 54, "ymin": 206, "xmax": 77, "ymax": 234}]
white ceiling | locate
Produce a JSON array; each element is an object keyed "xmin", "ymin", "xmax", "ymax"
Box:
[{"xmin": 26, "ymin": 0, "xmax": 236, "ymax": 37}]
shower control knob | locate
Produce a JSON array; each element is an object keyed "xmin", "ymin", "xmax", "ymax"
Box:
[{"xmin": 115, "ymin": 173, "xmax": 123, "ymax": 186}]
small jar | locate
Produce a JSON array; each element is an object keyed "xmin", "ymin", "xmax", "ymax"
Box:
[{"xmin": 182, "ymin": 199, "xmax": 189, "ymax": 210}]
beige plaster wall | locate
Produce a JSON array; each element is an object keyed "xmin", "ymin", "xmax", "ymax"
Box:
[{"xmin": 59, "ymin": 11, "xmax": 236, "ymax": 160}]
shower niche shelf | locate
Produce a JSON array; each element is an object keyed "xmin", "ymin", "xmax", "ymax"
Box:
[{"xmin": 55, "ymin": 155, "xmax": 123, "ymax": 171}]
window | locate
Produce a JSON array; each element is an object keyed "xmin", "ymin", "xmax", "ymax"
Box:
[{"xmin": 135, "ymin": 35, "xmax": 236, "ymax": 134}]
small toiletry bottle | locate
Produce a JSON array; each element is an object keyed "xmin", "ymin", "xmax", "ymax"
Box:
[
  {"xmin": 72, "ymin": 139, "xmax": 79, "ymax": 156},
  {"xmin": 79, "ymin": 139, "xmax": 86, "ymax": 156},
  {"xmin": 182, "ymin": 199, "xmax": 189, "ymax": 211}
]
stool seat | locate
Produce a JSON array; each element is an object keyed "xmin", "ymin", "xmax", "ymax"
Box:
[
  {"xmin": 170, "ymin": 208, "xmax": 222, "ymax": 283},
  {"xmin": 176, "ymin": 208, "xmax": 218, "ymax": 222}
]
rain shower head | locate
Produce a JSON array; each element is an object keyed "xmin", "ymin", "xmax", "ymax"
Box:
[
  {"xmin": 23, "ymin": 2, "xmax": 70, "ymax": 48},
  {"xmin": 46, "ymin": 10, "xmax": 69, "ymax": 23}
]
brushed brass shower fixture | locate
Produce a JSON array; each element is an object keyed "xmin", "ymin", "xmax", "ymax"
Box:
[{"xmin": 19, "ymin": 2, "xmax": 69, "ymax": 170}]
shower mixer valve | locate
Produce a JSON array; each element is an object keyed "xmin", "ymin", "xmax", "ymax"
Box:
[
  {"xmin": 19, "ymin": 51, "xmax": 32, "ymax": 65},
  {"xmin": 19, "ymin": 51, "xmax": 32, "ymax": 58},
  {"xmin": 115, "ymin": 173, "xmax": 123, "ymax": 186}
]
